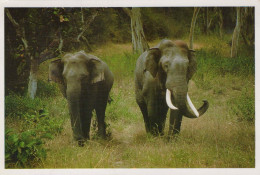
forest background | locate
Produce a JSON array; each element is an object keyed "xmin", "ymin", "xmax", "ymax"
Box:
[{"xmin": 4, "ymin": 7, "xmax": 255, "ymax": 169}]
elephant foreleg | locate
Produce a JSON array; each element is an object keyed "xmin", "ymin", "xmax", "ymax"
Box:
[
  {"xmin": 137, "ymin": 101, "xmax": 150, "ymax": 133},
  {"xmin": 168, "ymin": 109, "xmax": 183, "ymax": 138},
  {"xmin": 81, "ymin": 109, "xmax": 92, "ymax": 140}
]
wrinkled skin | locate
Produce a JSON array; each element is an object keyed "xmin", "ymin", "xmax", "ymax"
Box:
[
  {"xmin": 135, "ymin": 39, "xmax": 209, "ymax": 137},
  {"xmin": 49, "ymin": 51, "xmax": 114, "ymax": 145}
]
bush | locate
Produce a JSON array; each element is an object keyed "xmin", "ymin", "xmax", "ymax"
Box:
[
  {"xmin": 36, "ymin": 80, "xmax": 59, "ymax": 98},
  {"xmin": 5, "ymin": 92, "xmax": 44, "ymax": 117},
  {"xmin": 5, "ymin": 109, "xmax": 64, "ymax": 167},
  {"xmin": 22, "ymin": 110, "xmax": 64, "ymax": 137},
  {"xmin": 5, "ymin": 129, "xmax": 46, "ymax": 167}
]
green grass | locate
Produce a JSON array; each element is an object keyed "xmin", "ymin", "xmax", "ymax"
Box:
[{"xmin": 5, "ymin": 36, "xmax": 255, "ymax": 168}]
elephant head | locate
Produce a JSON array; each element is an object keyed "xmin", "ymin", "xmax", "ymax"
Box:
[
  {"xmin": 145, "ymin": 39, "xmax": 208, "ymax": 118},
  {"xmin": 49, "ymin": 51, "xmax": 105, "ymax": 99}
]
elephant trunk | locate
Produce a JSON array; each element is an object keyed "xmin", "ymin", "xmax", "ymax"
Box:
[
  {"xmin": 66, "ymin": 80, "xmax": 84, "ymax": 140},
  {"xmin": 166, "ymin": 88, "xmax": 209, "ymax": 118}
]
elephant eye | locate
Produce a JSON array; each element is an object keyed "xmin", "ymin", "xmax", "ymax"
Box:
[{"xmin": 163, "ymin": 61, "xmax": 170, "ymax": 71}]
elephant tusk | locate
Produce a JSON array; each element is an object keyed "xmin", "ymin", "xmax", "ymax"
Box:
[
  {"xmin": 187, "ymin": 94, "xmax": 199, "ymax": 117},
  {"xmin": 166, "ymin": 89, "xmax": 178, "ymax": 110}
]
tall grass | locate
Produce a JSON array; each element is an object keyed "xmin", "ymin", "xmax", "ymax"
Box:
[{"xmin": 195, "ymin": 49, "xmax": 254, "ymax": 78}]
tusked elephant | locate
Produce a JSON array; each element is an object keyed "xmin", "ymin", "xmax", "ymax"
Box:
[
  {"xmin": 134, "ymin": 39, "xmax": 209, "ymax": 137},
  {"xmin": 49, "ymin": 51, "xmax": 114, "ymax": 146}
]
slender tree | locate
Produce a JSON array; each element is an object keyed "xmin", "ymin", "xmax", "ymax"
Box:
[
  {"xmin": 123, "ymin": 7, "xmax": 149, "ymax": 53},
  {"xmin": 189, "ymin": 7, "xmax": 200, "ymax": 49},
  {"xmin": 218, "ymin": 8, "xmax": 224, "ymax": 38},
  {"xmin": 231, "ymin": 7, "xmax": 241, "ymax": 58}
]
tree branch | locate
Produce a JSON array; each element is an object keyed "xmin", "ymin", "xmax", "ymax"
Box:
[
  {"xmin": 38, "ymin": 50, "xmax": 58, "ymax": 64},
  {"xmin": 77, "ymin": 10, "xmax": 99, "ymax": 42},
  {"xmin": 6, "ymin": 9, "xmax": 29, "ymax": 51}
]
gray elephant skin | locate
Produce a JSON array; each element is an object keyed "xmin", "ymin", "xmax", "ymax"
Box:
[
  {"xmin": 49, "ymin": 51, "xmax": 114, "ymax": 145},
  {"xmin": 135, "ymin": 39, "xmax": 209, "ymax": 137}
]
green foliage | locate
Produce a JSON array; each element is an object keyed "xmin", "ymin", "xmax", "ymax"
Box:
[
  {"xmin": 5, "ymin": 109, "xmax": 64, "ymax": 167},
  {"xmin": 5, "ymin": 129, "xmax": 46, "ymax": 167},
  {"xmin": 228, "ymin": 88, "xmax": 255, "ymax": 122},
  {"xmin": 22, "ymin": 110, "xmax": 64, "ymax": 137},
  {"xmin": 36, "ymin": 80, "xmax": 59, "ymax": 98},
  {"xmin": 5, "ymin": 92, "xmax": 44, "ymax": 117},
  {"xmin": 5, "ymin": 91, "xmax": 64, "ymax": 167}
]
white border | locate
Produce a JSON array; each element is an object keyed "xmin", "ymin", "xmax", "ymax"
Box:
[
  {"xmin": 1, "ymin": 0, "xmax": 259, "ymax": 175},
  {"xmin": 0, "ymin": 0, "xmax": 259, "ymax": 7}
]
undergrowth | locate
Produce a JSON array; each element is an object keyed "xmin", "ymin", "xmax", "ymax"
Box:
[{"xmin": 5, "ymin": 109, "xmax": 64, "ymax": 168}]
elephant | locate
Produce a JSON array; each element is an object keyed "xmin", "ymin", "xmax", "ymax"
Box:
[
  {"xmin": 134, "ymin": 39, "xmax": 209, "ymax": 137},
  {"xmin": 49, "ymin": 50, "xmax": 114, "ymax": 146}
]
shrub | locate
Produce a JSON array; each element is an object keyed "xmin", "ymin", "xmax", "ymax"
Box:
[
  {"xmin": 22, "ymin": 110, "xmax": 64, "ymax": 137},
  {"xmin": 5, "ymin": 110, "xmax": 64, "ymax": 167},
  {"xmin": 5, "ymin": 129, "xmax": 46, "ymax": 167},
  {"xmin": 36, "ymin": 80, "xmax": 59, "ymax": 98},
  {"xmin": 5, "ymin": 92, "xmax": 44, "ymax": 117}
]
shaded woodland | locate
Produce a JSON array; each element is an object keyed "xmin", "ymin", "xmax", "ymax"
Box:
[{"xmin": 5, "ymin": 7, "xmax": 254, "ymax": 97}]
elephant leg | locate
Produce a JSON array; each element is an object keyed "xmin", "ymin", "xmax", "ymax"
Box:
[
  {"xmin": 137, "ymin": 100, "xmax": 150, "ymax": 133},
  {"xmin": 81, "ymin": 109, "xmax": 92, "ymax": 140},
  {"xmin": 146, "ymin": 99, "xmax": 168, "ymax": 136},
  {"xmin": 150, "ymin": 110, "xmax": 168, "ymax": 136},
  {"xmin": 168, "ymin": 109, "xmax": 183, "ymax": 137},
  {"xmin": 156, "ymin": 108, "xmax": 168, "ymax": 136},
  {"xmin": 95, "ymin": 108, "xmax": 106, "ymax": 139},
  {"xmin": 95, "ymin": 96, "xmax": 108, "ymax": 139}
]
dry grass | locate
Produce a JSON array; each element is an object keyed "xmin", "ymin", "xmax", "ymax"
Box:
[{"xmin": 41, "ymin": 72, "xmax": 254, "ymax": 168}]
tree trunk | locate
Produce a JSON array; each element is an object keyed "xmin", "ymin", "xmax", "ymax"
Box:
[
  {"xmin": 28, "ymin": 57, "xmax": 38, "ymax": 99},
  {"xmin": 231, "ymin": 7, "xmax": 241, "ymax": 58},
  {"xmin": 218, "ymin": 8, "xmax": 224, "ymax": 38},
  {"xmin": 123, "ymin": 7, "xmax": 149, "ymax": 53},
  {"xmin": 206, "ymin": 7, "xmax": 209, "ymax": 35},
  {"xmin": 189, "ymin": 7, "xmax": 200, "ymax": 49}
]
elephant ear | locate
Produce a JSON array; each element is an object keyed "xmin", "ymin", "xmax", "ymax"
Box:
[
  {"xmin": 88, "ymin": 58, "xmax": 105, "ymax": 84},
  {"xmin": 49, "ymin": 59, "xmax": 64, "ymax": 84},
  {"xmin": 187, "ymin": 49, "xmax": 197, "ymax": 80},
  {"xmin": 145, "ymin": 48, "xmax": 161, "ymax": 78}
]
